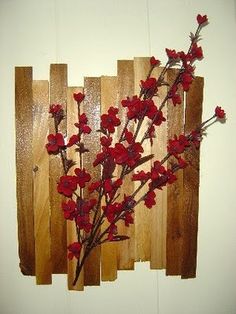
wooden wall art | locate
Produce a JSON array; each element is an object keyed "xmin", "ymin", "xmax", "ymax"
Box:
[{"xmin": 15, "ymin": 59, "xmax": 203, "ymax": 290}]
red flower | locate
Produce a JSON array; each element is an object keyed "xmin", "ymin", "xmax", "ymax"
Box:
[
  {"xmin": 67, "ymin": 242, "xmax": 82, "ymax": 260},
  {"xmin": 121, "ymin": 95, "xmax": 140, "ymax": 108},
  {"xmin": 49, "ymin": 104, "xmax": 63, "ymax": 115},
  {"xmin": 108, "ymin": 223, "xmax": 118, "ymax": 241},
  {"xmin": 75, "ymin": 113, "xmax": 92, "ymax": 135},
  {"xmin": 132, "ymin": 170, "xmax": 150, "ymax": 181},
  {"xmin": 62, "ymin": 200, "xmax": 77, "ymax": 220},
  {"xmin": 103, "ymin": 202, "xmax": 122, "ymax": 223},
  {"xmin": 100, "ymin": 136, "xmax": 112, "ymax": 147},
  {"xmin": 46, "ymin": 133, "xmax": 65, "ymax": 153},
  {"xmin": 73, "ymin": 92, "xmax": 85, "ymax": 103},
  {"xmin": 168, "ymin": 134, "xmax": 190, "ymax": 156},
  {"xmin": 144, "ymin": 191, "xmax": 156, "ymax": 209},
  {"xmin": 140, "ymin": 77, "xmax": 157, "ymax": 90},
  {"xmin": 197, "ymin": 14, "xmax": 208, "ymax": 25},
  {"xmin": 166, "ymin": 169, "xmax": 177, "ymax": 184},
  {"xmin": 190, "ymin": 43, "xmax": 203, "ymax": 60},
  {"xmin": 76, "ymin": 214, "xmax": 92, "ymax": 233},
  {"xmin": 166, "ymin": 49, "xmax": 179, "ymax": 60},
  {"xmin": 67, "ymin": 134, "xmax": 79, "ymax": 147},
  {"xmin": 124, "ymin": 212, "xmax": 134, "ymax": 227},
  {"xmin": 74, "ymin": 168, "xmax": 91, "ymax": 188},
  {"xmin": 215, "ymin": 106, "xmax": 225, "ymax": 119},
  {"xmin": 57, "ymin": 175, "xmax": 77, "ymax": 197},
  {"xmin": 150, "ymin": 56, "xmax": 160, "ymax": 67},
  {"xmin": 88, "ymin": 180, "xmax": 101, "ymax": 193},
  {"xmin": 180, "ymin": 72, "xmax": 193, "ymax": 91},
  {"xmin": 101, "ymin": 107, "xmax": 121, "ymax": 133},
  {"xmin": 111, "ymin": 142, "xmax": 144, "ymax": 167},
  {"xmin": 177, "ymin": 157, "xmax": 188, "ymax": 169}
]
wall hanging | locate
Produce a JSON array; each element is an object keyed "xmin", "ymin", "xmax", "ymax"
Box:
[{"xmin": 15, "ymin": 14, "xmax": 225, "ymax": 291}]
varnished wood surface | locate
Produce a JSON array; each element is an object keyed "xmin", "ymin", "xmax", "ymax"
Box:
[
  {"xmin": 15, "ymin": 67, "xmax": 35, "ymax": 275},
  {"xmin": 181, "ymin": 77, "xmax": 203, "ymax": 278},
  {"xmin": 32, "ymin": 80, "xmax": 52, "ymax": 284},
  {"xmin": 49, "ymin": 64, "xmax": 68, "ymax": 274}
]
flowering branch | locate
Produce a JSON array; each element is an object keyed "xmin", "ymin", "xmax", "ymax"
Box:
[{"xmin": 45, "ymin": 14, "xmax": 226, "ymax": 286}]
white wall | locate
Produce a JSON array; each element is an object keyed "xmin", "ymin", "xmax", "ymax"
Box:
[{"xmin": 0, "ymin": 0, "xmax": 236, "ymax": 313}]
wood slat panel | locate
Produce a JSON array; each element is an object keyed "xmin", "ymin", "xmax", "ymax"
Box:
[
  {"xmin": 15, "ymin": 67, "xmax": 35, "ymax": 275},
  {"xmin": 150, "ymin": 67, "xmax": 167, "ymax": 269},
  {"xmin": 83, "ymin": 77, "xmax": 101, "ymax": 286},
  {"xmin": 32, "ymin": 80, "xmax": 52, "ymax": 284},
  {"xmin": 116, "ymin": 60, "xmax": 135, "ymax": 270},
  {"xmin": 166, "ymin": 68, "xmax": 184, "ymax": 275},
  {"xmin": 100, "ymin": 76, "xmax": 118, "ymax": 281},
  {"xmin": 66, "ymin": 87, "xmax": 84, "ymax": 290},
  {"xmin": 49, "ymin": 64, "xmax": 68, "ymax": 274},
  {"xmin": 133, "ymin": 57, "xmax": 151, "ymax": 262},
  {"xmin": 181, "ymin": 77, "xmax": 203, "ymax": 278}
]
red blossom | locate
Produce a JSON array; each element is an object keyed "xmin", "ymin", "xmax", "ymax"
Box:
[
  {"xmin": 103, "ymin": 203, "xmax": 122, "ymax": 223},
  {"xmin": 108, "ymin": 223, "xmax": 118, "ymax": 241},
  {"xmin": 150, "ymin": 56, "xmax": 160, "ymax": 67},
  {"xmin": 101, "ymin": 107, "xmax": 121, "ymax": 133},
  {"xmin": 49, "ymin": 104, "xmax": 63, "ymax": 115},
  {"xmin": 197, "ymin": 14, "xmax": 208, "ymax": 25},
  {"xmin": 144, "ymin": 191, "xmax": 156, "ymax": 208},
  {"xmin": 62, "ymin": 200, "xmax": 77, "ymax": 220},
  {"xmin": 57, "ymin": 175, "xmax": 78, "ymax": 197},
  {"xmin": 177, "ymin": 157, "xmax": 188, "ymax": 169},
  {"xmin": 75, "ymin": 113, "xmax": 92, "ymax": 135},
  {"xmin": 73, "ymin": 92, "xmax": 85, "ymax": 103},
  {"xmin": 166, "ymin": 169, "xmax": 177, "ymax": 184},
  {"xmin": 124, "ymin": 212, "xmax": 134, "ymax": 227},
  {"xmin": 100, "ymin": 136, "xmax": 112, "ymax": 147},
  {"xmin": 190, "ymin": 130, "xmax": 202, "ymax": 148},
  {"xmin": 46, "ymin": 133, "xmax": 65, "ymax": 153},
  {"xmin": 167, "ymin": 134, "xmax": 190, "ymax": 156},
  {"xmin": 140, "ymin": 77, "xmax": 157, "ymax": 90},
  {"xmin": 67, "ymin": 134, "xmax": 79, "ymax": 147},
  {"xmin": 121, "ymin": 95, "xmax": 140, "ymax": 108},
  {"xmin": 74, "ymin": 168, "xmax": 91, "ymax": 188},
  {"xmin": 67, "ymin": 242, "xmax": 82, "ymax": 260},
  {"xmin": 111, "ymin": 142, "xmax": 144, "ymax": 167},
  {"xmin": 215, "ymin": 106, "xmax": 225, "ymax": 119},
  {"xmin": 88, "ymin": 180, "xmax": 101, "ymax": 193},
  {"xmin": 190, "ymin": 43, "xmax": 203, "ymax": 60},
  {"xmin": 166, "ymin": 48, "xmax": 179, "ymax": 60},
  {"xmin": 132, "ymin": 170, "xmax": 150, "ymax": 181},
  {"xmin": 180, "ymin": 72, "xmax": 193, "ymax": 91}
]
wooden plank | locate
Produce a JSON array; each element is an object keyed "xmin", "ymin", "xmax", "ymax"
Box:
[
  {"xmin": 116, "ymin": 60, "xmax": 135, "ymax": 270},
  {"xmin": 49, "ymin": 64, "xmax": 67, "ymax": 274},
  {"xmin": 181, "ymin": 77, "xmax": 203, "ymax": 278},
  {"xmin": 133, "ymin": 57, "xmax": 151, "ymax": 262},
  {"xmin": 150, "ymin": 67, "xmax": 167, "ymax": 269},
  {"xmin": 100, "ymin": 76, "xmax": 118, "ymax": 281},
  {"xmin": 83, "ymin": 77, "xmax": 101, "ymax": 286},
  {"xmin": 32, "ymin": 80, "xmax": 52, "ymax": 284},
  {"xmin": 66, "ymin": 87, "xmax": 84, "ymax": 290},
  {"xmin": 15, "ymin": 67, "xmax": 35, "ymax": 275},
  {"xmin": 166, "ymin": 68, "xmax": 184, "ymax": 275}
]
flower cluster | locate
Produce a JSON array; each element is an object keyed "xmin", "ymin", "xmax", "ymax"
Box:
[{"xmin": 45, "ymin": 14, "xmax": 225, "ymax": 286}]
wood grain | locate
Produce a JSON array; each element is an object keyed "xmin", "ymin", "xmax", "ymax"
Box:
[
  {"xmin": 66, "ymin": 87, "xmax": 84, "ymax": 290},
  {"xmin": 116, "ymin": 60, "xmax": 135, "ymax": 270},
  {"xmin": 181, "ymin": 77, "xmax": 203, "ymax": 278},
  {"xmin": 32, "ymin": 80, "xmax": 52, "ymax": 284},
  {"xmin": 133, "ymin": 57, "xmax": 151, "ymax": 262},
  {"xmin": 49, "ymin": 64, "xmax": 67, "ymax": 274},
  {"xmin": 15, "ymin": 67, "xmax": 35, "ymax": 275},
  {"xmin": 100, "ymin": 76, "xmax": 118, "ymax": 281},
  {"xmin": 83, "ymin": 77, "xmax": 101, "ymax": 286},
  {"xmin": 166, "ymin": 68, "xmax": 184, "ymax": 275},
  {"xmin": 150, "ymin": 67, "xmax": 168, "ymax": 269}
]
